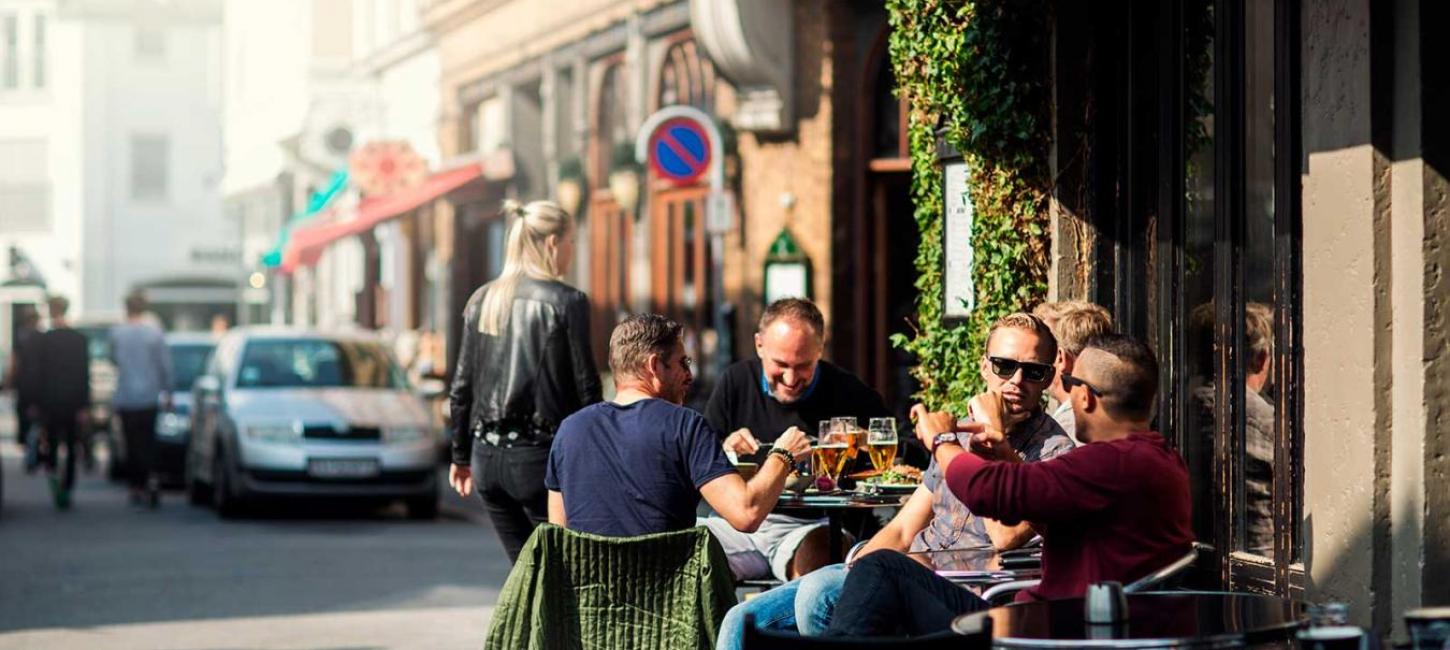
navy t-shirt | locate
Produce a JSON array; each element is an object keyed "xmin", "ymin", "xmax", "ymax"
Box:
[{"xmin": 545, "ymin": 398, "xmax": 737, "ymax": 537}]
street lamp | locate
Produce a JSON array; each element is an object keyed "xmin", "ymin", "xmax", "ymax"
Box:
[
  {"xmin": 555, "ymin": 156, "xmax": 586, "ymax": 218},
  {"xmin": 609, "ymin": 142, "xmax": 642, "ymax": 217}
]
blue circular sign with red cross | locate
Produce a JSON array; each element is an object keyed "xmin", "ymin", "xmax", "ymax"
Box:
[{"xmin": 647, "ymin": 117, "xmax": 712, "ymax": 186}]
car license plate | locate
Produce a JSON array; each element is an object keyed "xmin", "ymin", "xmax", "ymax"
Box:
[{"xmin": 308, "ymin": 458, "xmax": 380, "ymax": 479}]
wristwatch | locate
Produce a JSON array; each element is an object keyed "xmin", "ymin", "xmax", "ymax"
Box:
[{"xmin": 931, "ymin": 432, "xmax": 961, "ymax": 452}]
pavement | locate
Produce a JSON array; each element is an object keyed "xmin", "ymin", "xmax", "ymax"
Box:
[{"xmin": 0, "ymin": 396, "xmax": 514, "ymax": 649}]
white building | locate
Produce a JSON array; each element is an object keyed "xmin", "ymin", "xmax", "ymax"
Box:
[
  {"xmin": 222, "ymin": 0, "xmax": 440, "ymax": 332},
  {"xmin": 0, "ymin": 0, "xmax": 232, "ymax": 331}
]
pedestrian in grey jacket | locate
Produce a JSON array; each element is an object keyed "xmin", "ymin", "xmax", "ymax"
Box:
[{"xmin": 110, "ymin": 291, "xmax": 173, "ymax": 508}]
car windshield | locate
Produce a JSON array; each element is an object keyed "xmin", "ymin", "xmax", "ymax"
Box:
[
  {"xmin": 235, "ymin": 339, "xmax": 406, "ymax": 389},
  {"xmin": 170, "ymin": 343, "xmax": 214, "ymax": 392}
]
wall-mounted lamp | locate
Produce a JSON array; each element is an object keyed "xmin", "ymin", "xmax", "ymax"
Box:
[{"xmin": 609, "ymin": 141, "xmax": 642, "ymax": 217}]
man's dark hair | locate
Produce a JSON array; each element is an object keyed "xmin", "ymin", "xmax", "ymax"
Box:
[
  {"xmin": 19, "ymin": 305, "xmax": 39, "ymax": 328},
  {"xmin": 759, "ymin": 298, "xmax": 825, "ymax": 340},
  {"xmin": 609, "ymin": 313, "xmax": 683, "ymax": 379},
  {"xmin": 125, "ymin": 291, "xmax": 148, "ymax": 316},
  {"xmin": 1082, "ymin": 333, "xmax": 1160, "ymax": 421}
]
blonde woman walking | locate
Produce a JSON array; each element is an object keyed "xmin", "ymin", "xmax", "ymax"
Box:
[{"xmin": 447, "ymin": 200, "xmax": 603, "ymax": 561}]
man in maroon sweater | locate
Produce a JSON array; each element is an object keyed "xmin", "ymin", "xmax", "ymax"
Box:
[{"xmin": 824, "ymin": 333, "xmax": 1193, "ymax": 637}]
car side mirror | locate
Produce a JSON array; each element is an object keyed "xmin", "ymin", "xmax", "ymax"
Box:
[
  {"xmin": 417, "ymin": 377, "xmax": 447, "ymax": 400},
  {"xmin": 194, "ymin": 375, "xmax": 221, "ymax": 394}
]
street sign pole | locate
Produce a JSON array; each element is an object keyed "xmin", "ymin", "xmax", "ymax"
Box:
[{"xmin": 636, "ymin": 106, "xmax": 734, "ymax": 377}]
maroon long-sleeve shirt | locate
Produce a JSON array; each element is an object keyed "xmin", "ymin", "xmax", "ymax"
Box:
[{"xmin": 945, "ymin": 431, "xmax": 1193, "ymax": 602}]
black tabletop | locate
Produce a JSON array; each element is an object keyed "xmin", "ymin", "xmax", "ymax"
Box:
[{"xmin": 951, "ymin": 591, "xmax": 1307, "ymax": 648}]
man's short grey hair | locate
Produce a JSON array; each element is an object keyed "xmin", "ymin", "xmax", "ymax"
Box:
[
  {"xmin": 759, "ymin": 298, "xmax": 825, "ymax": 340},
  {"xmin": 609, "ymin": 313, "xmax": 683, "ymax": 379}
]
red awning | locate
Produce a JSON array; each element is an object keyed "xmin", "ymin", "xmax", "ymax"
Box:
[{"xmin": 280, "ymin": 161, "xmax": 485, "ymax": 273}]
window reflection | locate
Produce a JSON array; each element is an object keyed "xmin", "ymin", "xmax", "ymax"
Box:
[
  {"xmin": 1182, "ymin": 0, "xmax": 1217, "ymax": 546},
  {"xmin": 1238, "ymin": 0, "xmax": 1277, "ymax": 557}
]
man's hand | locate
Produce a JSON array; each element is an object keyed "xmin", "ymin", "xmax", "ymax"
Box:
[
  {"xmin": 449, "ymin": 464, "xmax": 473, "ymax": 497},
  {"xmin": 910, "ymin": 404, "xmax": 959, "ymax": 450},
  {"xmin": 968, "ymin": 428, "xmax": 1023, "ymax": 464},
  {"xmin": 969, "ymin": 392, "xmax": 1007, "ymax": 433},
  {"xmin": 772, "ymin": 426, "xmax": 812, "ymax": 460},
  {"xmin": 723, "ymin": 428, "xmax": 761, "ymax": 456}
]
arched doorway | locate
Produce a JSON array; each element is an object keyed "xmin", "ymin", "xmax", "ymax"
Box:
[
  {"xmin": 842, "ymin": 28, "xmax": 919, "ymax": 422},
  {"xmin": 648, "ymin": 34, "xmax": 721, "ymax": 399},
  {"xmin": 587, "ymin": 56, "xmax": 633, "ymax": 363}
]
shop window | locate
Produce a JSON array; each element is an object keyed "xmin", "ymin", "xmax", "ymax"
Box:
[{"xmin": 1086, "ymin": 0, "xmax": 1302, "ymax": 595}]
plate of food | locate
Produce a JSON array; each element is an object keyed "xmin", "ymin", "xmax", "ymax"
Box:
[{"xmin": 854, "ymin": 465, "xmax": 924, "ymax": 495}]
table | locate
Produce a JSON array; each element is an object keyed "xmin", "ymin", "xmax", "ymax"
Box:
[
  {"xmin": 907, "ymin": 547, "xmax": 1042, "ymax": 593},
  {"xmin": 772, "ymin": 492, "xmax": 904, "ymax": 562},
  {"xmin": 950, "ymin": 591, "xmax": 1307, "ymax": 648}
]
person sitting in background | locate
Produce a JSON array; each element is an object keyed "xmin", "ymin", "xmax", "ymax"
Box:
[
  {"xmin": 823, "ymin": 334, "xmax": 1193, "ymax": 638},
  {"xmin": 703, "ymin": 298, "xmax": 894, "ymax": 582},
  {"xmin": 715, "ymin": 312, "xmax": 1072, "ymax": 649},
  {"xmin": 546, "ymin": 314, "xmax": 812, "ymax": 537},
  {"xmin": 1032, "ymin": 301, "xmax": 1115, "ymax": 441}
]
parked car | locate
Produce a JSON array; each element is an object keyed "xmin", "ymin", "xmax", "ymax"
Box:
[
  {"xmin": 185, "ymin": 328, "xmax": 440, "ymax": 518},
  {"xmin": 105, "ymin": 332, "xmax": 217, "ymax": 486}
]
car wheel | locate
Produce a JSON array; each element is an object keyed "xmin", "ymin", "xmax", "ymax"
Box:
[
  {"xmin": 212, "ymin": 447, "xmax": 245, "ymax": 519},
  {"xmin": 406, "ymin": 494, "xmax": 439, "ymax": 520}
]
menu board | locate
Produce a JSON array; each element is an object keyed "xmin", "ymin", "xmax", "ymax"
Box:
[{"xmin": 942, "ymin": 160, "xmax": 975, "ymax": 320}]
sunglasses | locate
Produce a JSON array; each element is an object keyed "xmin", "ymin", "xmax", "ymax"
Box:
[
  {"xmin": 1060, "ymin": 372, "xmax": 1102, "ymax": 397},
  {"xmin": 987, "ymin": 356, "xmax": 1054, "ymax": 384}
]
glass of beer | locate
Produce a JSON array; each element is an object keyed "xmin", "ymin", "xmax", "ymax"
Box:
[
  {"xmin": 831, "ymin": 416, "xmax": 862, "ymax": 459},
  {"xmin": 812, "ymin": 430, "xmax": 852, "ymax": 486},
  {"xmin": 867, "ymin": 417, "xmax": 898, "ymax": 472}
]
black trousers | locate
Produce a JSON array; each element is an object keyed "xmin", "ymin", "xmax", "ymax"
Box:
[
  {"xmin": 41, "ymin": 410, "xmax": 80, "ymax": 491},
  {"xmin": 117, "ymin": 408, "xmax": 159, "ymax": 490},
  {"xmin": 824, "ymin": 550, "xmax": 990, "ymax": 637},
  {"xmin": 472, "ymin": 443, "xmax": 550, "ymax": 563}
]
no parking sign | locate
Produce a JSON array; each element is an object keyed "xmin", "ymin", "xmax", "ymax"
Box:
[{"xmin": 647, "ymin": 117, "xmax": 712, "ymax": 186}]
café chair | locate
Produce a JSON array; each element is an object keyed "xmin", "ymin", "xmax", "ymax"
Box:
[
  {"xmin": 740, "ymin": 611, "xmax": 993, "ymax": 649},
  {"xmin": 980, "ymin": 543, "xmax": 1209, "ymax": 606},
  {"xmin": 485, "ymin": 524, "xmax": 736, "ymax": 650}
]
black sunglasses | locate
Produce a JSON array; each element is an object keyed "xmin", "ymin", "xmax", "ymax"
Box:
[
  {"xmin": 1060, "ymin": 372, "xmax": 1102, "ymax": 397},
  {"xmin": 987, "ymin": 356, "xmax": 1054, "ymax": 384}
]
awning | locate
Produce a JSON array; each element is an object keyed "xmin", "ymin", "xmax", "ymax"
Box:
[{"xmin": 280, "ymin": 162, "xmax": 484, "ymax": 274}]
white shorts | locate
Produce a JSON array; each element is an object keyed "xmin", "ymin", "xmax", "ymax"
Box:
[{"xmin": 700, "ymin": 513, "xmax": 828, "ymax": 582}]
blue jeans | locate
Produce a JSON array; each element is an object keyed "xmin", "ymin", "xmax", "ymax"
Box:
[
  {"xmin": 824, "ymin": 550, "xmax": 988, "ymax": 637},
  {"xmin": 716, "ymin": 564, "xmax": 848, "ymax": 650}
]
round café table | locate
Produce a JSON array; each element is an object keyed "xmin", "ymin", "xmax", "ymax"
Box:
[
  {"xmin": 772, "ymin": 492, "xmax": 904, "ymax": 562},
  {"xmin": 950, "ymin": 591, "xmax": 1307, "ymax": 648}
]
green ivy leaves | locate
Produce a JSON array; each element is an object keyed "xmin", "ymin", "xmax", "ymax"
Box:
[{"xmin": 887, "ymin": 0, "xmax": 1052, "ymax": 412}]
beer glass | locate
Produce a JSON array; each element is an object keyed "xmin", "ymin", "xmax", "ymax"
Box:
[{"xmin": 866, "ymin": 417, "xmax": 898, "ymax": 472}]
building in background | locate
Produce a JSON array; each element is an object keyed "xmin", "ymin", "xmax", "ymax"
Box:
[{"xmin": 2, "ymin": 0, "xmax": 232, "ymax": 331}]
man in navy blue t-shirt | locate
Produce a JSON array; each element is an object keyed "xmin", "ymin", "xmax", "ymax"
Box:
[{"xmin": 546, "ymin": 314, "xmax": 812, "ymax": 537}]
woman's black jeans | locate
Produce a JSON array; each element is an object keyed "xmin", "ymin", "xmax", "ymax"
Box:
[
  {"xmin": 472, "ymin": 443, "xmax": 551, "ymax": 562},
  {"xmin": 824, "ymin": 550, "xmax": 990, "ymax": 637}
]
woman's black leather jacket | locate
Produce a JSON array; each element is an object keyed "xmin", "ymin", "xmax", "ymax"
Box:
[{"xmin": 449, "ymin": 277, "xmax": 602, "ymax": 464}]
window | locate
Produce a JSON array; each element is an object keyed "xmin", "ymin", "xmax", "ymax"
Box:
[
  {"xmin": 1092, "ymin": 0, "xmax": 1303, "ymax": 595},
  {"xmin": 32, "ymin": 14, "xmax": 44, "ymax": 88},
  {"xmin": 0, "ymin": 139, "xmax": 50, "ymax": 232},
  {"xmin": 131, "ymin": 134, "xmax": 169, "ymax": 201},
  {"xmin": 2, "ymin": 13, "xmax": 17, "ymax": 89},
  {"xmin": 236, "ymin": 339, "xmax": 405, "ymax": 389},
  {"xmin": 134, "ymin": 27, "xmax": 165, "ymax": 62}
]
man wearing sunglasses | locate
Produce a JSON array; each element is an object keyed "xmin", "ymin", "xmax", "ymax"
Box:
[
  {"xmin": 714, "ymin": 313, "xmax": 1071, "ymax": 649},
  {"xmin": 821, "ymin": 334, "xmax": 1193, "ymax": 638}
]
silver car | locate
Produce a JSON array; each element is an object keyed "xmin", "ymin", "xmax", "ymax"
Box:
[{"xmin": 186, "ymin": 328, "xmax": 440, "ymax": 519}]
